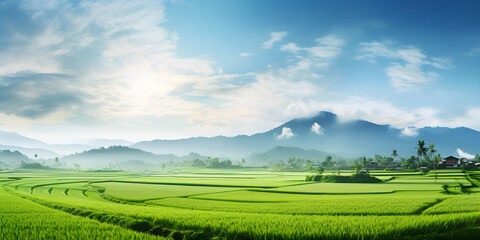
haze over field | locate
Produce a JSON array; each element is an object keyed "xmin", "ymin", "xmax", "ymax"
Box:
[
  {"xmin": 0, "ymin": 0, "xmax": 479, "ymax": 147},
  {"xmin": 2, "ymin": 2, "xmax": 480, "ymax": 240}
]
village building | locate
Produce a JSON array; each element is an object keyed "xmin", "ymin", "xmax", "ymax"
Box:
[{"xmin": 440, "ymin": 156, "xmax": 462, "ymax": 168}]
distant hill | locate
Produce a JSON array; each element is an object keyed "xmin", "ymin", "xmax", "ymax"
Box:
[
  {"xmin": 133, "ymin": 111, "xmax": 480, "ymax": 159},
  {"xmin": 0, "ymin": 131, "xmax": 129, "ymax": 157},
  {"xmin": 0, "ymin": 144, "xmax": 60, "ymax": 159},
  {"xmin": 61, "ymin": 146, "xmax": 162, "ymax": 168},
  {"xmin": 0, "ymin": 131, "xmax": 46, "ymax": 148},
  {"xmin": 60, "ymin": 146, "xmax": 210, "ymax": 169},
  {"xmin": 248, "ymin": 146, "xmax": 333, "ymax": 164},
  {"xmin": 0, "ymin": 150, "xmax": 33, "ymax": 168},
  {"xmin": 86, "ymin": 139, "xmax": 133, "ymax": 148},
  {"xmin": 2, "ymin": 111, "xmax": 480, "ymax": 163}
]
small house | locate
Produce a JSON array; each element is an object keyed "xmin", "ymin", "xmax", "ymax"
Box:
[{"xmin": 441, "ymin": 156, "xmax": 461, "ymax": 168}]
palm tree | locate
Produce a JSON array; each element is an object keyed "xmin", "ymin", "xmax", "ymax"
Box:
[
  {"xmin": 391, "ymin": 149, "xmax": 398, "ymax": 160},
  {"xmin": 433, "ymin": 154, "xmax": 442, "ymax": 182},
  {"xmin": 429, "ymin": 144, "xmax": 438, "ymax": 182},
  {"xmin": 416, "ymin": 140, "xmax": 428, "ymax": 161}
]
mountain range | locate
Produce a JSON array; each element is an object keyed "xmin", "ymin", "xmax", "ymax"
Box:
[
  {"xmin": 1, "ymin": 111, "xmax": 479, "ymax": 161},
  {"xmin": 247, "ymin": 146, "xmax": 333, "ymax": 164},
  {"xmin": 133, "ymin": 111, "xmax": 480, "ymax": 158}
]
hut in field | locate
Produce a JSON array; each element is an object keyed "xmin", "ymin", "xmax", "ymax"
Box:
[{"xmin": 440, "ymin": 156, "xmax": 461, "ymax": 168}]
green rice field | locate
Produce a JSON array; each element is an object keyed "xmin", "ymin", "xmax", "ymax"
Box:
[{"xmin": 2, "ymin": 168, "xmax": 480, "ymax": 239}]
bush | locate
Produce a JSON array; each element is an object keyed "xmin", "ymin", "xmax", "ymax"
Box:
[
  {"xmin": 20, "ymin": 162, "xmax": 48, "ymax": 169},
  {"xmin": 305, "ymin": 175, "xmax": 323, "ymax": 181},
  {"xmin": 305, "ymin": 174, "xmax": 380, "ymax": 183}
]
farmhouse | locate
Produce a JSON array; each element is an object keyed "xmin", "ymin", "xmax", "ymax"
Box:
[{"xmin": 440, "ymin": 156, "xmax": 462, "ymax": 168}]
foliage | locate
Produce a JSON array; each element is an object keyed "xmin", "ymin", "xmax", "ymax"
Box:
[
  {"xmin": 0, "ymin": 189, "xmax": 163, "ymax": 240},
  {"xmin": 206, "ymin": 157, "xmax": 232, "ymax": 168},
  {"xmin": 316, "ymin": 166, "xmax": 325, "ymax": 175},
  {"xmin": 192, "ymin": 158, "xmax": 206, "ymax": 167},
  {"xmin": 319, "ymin": 174, "xmax": 382, "ymax": 183},
  {"xmin": 416, "ymin": 140, "xmax": 429, "ymax": 160},
  {"xmin": 20, "ymin": 161, "xmax": 49, "ymax": 169},
  {"xmin": 2, "ymin": 168, "xmax": 479, "ymax": 240},
  {"xmin": 402, "ymin": 156, "xmax": 418, "ymax": 170}
]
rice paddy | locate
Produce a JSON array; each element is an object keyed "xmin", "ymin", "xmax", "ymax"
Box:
[{"xmin": 1, "ymin": 168, "xmax": 480, "ymax": 239}]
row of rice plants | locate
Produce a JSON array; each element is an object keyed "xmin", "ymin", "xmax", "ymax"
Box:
[
  {"xmin": 423, "ymin": 195, "xmax": 480, "ymax": 214},
  {"xmin": 91, "ymin": 182, "xmax": 241, "ymax": 201},
  {"xmin": 146, "ymin": 192, "xmax": 446, "ymax": 215},
  {"xmin": 0, "ymin": 189, "xmax": 164, "ymax": 240},
  {"xmin": 11, "ymin": 181, "xmax": 480, "ymax": 240}
]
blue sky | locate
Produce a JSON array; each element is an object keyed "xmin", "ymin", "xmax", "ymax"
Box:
[{"xmin": 0, "ymin": 0, "xmax": 479, "ymax": 143}]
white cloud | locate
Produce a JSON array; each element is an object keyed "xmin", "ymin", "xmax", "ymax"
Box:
[
  {"xmin": 307, "ymin": 35, "xmax": 345, "ymax": 58},
  {"xmin": 457, "ymin": 148, "xmax": 475, "ymax": 159},
  {"xmin": 1, "ymin": 2, "xmax": 477, "ymax": 143},
  {"xmin": 240, "ymin": 52, "xmax": 253, "ymax": 57},
  {"xmin": 311, "ymin": 122, "xmax": 324, "ymax": 135},
  {"xmin": 280, "ymin": 43, "xmax": 301, "ymax": 52},
  {"xmin": 276, "ymin": 127, "xmax": 295, "ymax": 139},
  {"xmin": 356, "ymin": 41, "xmax": 396, "ymax": 61},
  {"xmin": 464, "ymin": 44, "xmax": 480, "ymax": 57},
  {"xmin": 280, "ymin": 34, "xmax": 344, "ymax": 71},
  {"xmin": 357, "ymin": 41, "xmax": 453, "ymax": 91},
  {"xmin": 449, "ymin": 107, "xmax": 480, "ymax": 131},
  {"xmin": 401, "ymin": 127, "xmax": 419, "ymax": 137},
  {"xmin": 0, "ymin": 0, "xmax": 223, "ymax": 139},
  {"xmin": 277, "ymin": 97, "xmax": 444, "ymax": 130},
  {"xmin": 286, "ymin": 97, "xmax": 480, "ymax": 134},
  {"xmin": 262, "ymin": 31, "xmax": 288, "ymax": 49},
  {"xmin": 386, "ymin": 61, "xmax": 439, "ymax": 90},
  {"xmin": 430, "ymin": 57, "xmax": 455, "ymax": 69},
  {"xmin": 179, "ymin": 34, "xmax": 345, "ymax": 133}
]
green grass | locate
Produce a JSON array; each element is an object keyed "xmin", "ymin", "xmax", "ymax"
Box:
[
  {"xmin": 424, "ymin": 195, "xmax": 480, "ymax": 214},
  {"xmin": 147, "ymin": 191, "xmax": 445, "ymax": 215},
  {"xmin": 92, "ymin": 182, "xmax": 239, "ymax": 201},
  {"xmin": 2, "ymin": 169, "xmax": 479, "ymax": 240},
  {"xmin": 263, "ymin": 181, "xmax": 444, "ymax": 194},
  {"xmin": 0, "ymin": 189, "xmax": 164, "ymax": 240}
]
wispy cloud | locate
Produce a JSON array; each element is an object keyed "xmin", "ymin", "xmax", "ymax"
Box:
[
  {"xmin": 279, "ymin": 97, "xmax": 444, "ymax": 130},
  {"xmin": 457, "ymin": 148, "xmax": 475, "ymax": 159},
  {"xmin": 357, "ymin": 41, "xmax": 453, "ymax": 90},
  {"xmin": 464, "ymin": 43, "xmax": 480, "ymax": 57},
  {"xmin": 276, "ymin": 127, "xmax": 294, "ymax": 139},
  {"xmin": 279, "ymin": 34, "xmax": 345, "ymax": 75},
  {"xmin": 240, "ymin": 52, "xmax": 253, "ymax": 57},
  {"xmin": 262, "ymin": 31, "xmax": 288, "ymax": 49},
  {"xmin": 0, "ymin": 0, "xmax": 213, "ymax": 121},
  {"xmin": 178, "ymin": 34, "xmax": 345, "ymax": 134},
  {"xmin": 0, "ymin": 73, "xmax": 86, "ymax": 118}
]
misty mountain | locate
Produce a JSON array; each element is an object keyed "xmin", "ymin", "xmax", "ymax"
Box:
[
  {"xmin": 86, "ymin": 139, "xmax": 133, "ymax": 148},
  {"xmin": 0, "ymin": 150, "xmax": 33, "ymax": 168},
  {"xmin": 0, "ymin": 130, "xmax": 128, "ymax": 157},
  {"xmin": 59, "ymin": 146, "xmax": 211, "ymax": 169},
  {"xmin": 61, "ymin": 146, "xmax": 163, "ymax": 168},
  {"xmin": 0, "ymin": 144, "xmax": 61, "ymax": 159},
  {"xmin": 133, "ymin": 111, "xmax": 480, "ymax": 159},
  {"xmin": 46, "ymin": 144, "xmax": 95, "ymax": 156},
  {"xmin": 2, "ymin": 111, "xmax": 480, "ymax": 162},
  {"xmin": 248, "ymin": 146, "xmax": 333, "ymax": 163},
  {"xmin": 0, "ymin": 130, "xmax": 46, "ymax": 148}
]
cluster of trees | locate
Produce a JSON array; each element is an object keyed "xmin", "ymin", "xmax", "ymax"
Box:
[
  {"xmin": 19, "ymin": 161, "xmax": 49, "ymax": 169},
  {"xmin": 388, "ymin": 140, "xmax": 442, "ymax": 171},
  {"xmin": 191, "ymin": 157, "xmax": 233, "ymax": 168},
  {"xmin": 274, "ymin": 139, "xmax": 480, "ymax": 174},
  {"xmin": 273, "ymin": 156, "xmax": 339, "ymax": 172}
]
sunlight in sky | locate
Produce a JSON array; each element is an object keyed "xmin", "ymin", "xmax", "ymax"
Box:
[{"xmin": 0, "ymin": 0, "xmax": 479, "ymax": 143}]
